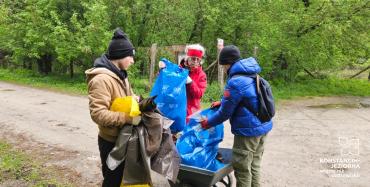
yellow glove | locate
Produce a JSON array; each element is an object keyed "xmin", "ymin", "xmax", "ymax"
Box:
[
  {"xmin": 111, "ymin": 96, "xmax": 141, "ymax": 117},
  {"xmin": 111, "ymin": 96, "xmax": 142, "ymax": 126}
]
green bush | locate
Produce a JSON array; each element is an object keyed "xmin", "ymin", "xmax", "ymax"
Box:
[{"xmin": 203, "ymin": 82, "xmax": 223, "ymax": 103}]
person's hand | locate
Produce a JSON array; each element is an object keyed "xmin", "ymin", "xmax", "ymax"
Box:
[
  {"xmin": 199, "ymin": 117, "xmax": 211, "ymax": 129},
  {"xmin": 172, "ymin": 131, "xmax": 183, "ymax": 142},
  {"xmin": 158, "ymin": 61, "xmax": 166, "ymax": 69},
  {"xmin": 211, "ymin": 101, "xmax": 221, "ymax": 108},
  {"xmin": 186, "ymin": 76, "xmax": 192, "ymax": 84},
  {"xmin": 127, "ymin": 116, "xmax": 142, "ymax": 126},
  {"xmin": 139, "ymin": 95, "xmax": 157, "ymax": 112}
]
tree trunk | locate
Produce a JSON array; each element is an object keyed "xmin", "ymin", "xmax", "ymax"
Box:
[
  {"xmin": 135, "ymin": 2, "xmax": 152, "ymax": 75},
  {"xmin": 70, "ymin": 61, "xmax": 74, "ymax": 78},
  {"xmin": 149, "ymin": 43, "xmax": 157, "ymax": 89},
  {"xmin": 45, "ymin": 55, "xmax": 52, "ymax": 75},
  {"xmin": 270, "ymin": 53, "xmax": 288, "ymax": 79},
  {"xmin": 0, "ymin": 51, "xmax": 4, "ymax": 68},
  {"xmin": 37, "ymin": 60, "xmax": 42, "ymax": 73},
  {"xmin": 188, "ymin": 0, "xmax": 204, "ymax": 42},
  {"xmin": 37, "ymin": 54, "xmax": 52, "ymax": 75},
  {"xmin": 27, "ymin": 60, "xmax": 32, "ymax": 70},
  {"xmin": 302, "ymin": 0, "xmax": 310, "ymax": 8}
]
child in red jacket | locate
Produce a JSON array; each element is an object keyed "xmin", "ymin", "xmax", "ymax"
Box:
[{"xmin": 159, "ymin": 44, "xmax": 207, "ymax": 123}]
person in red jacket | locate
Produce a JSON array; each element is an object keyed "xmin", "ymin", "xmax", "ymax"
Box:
[{"xmin": 159, "ymin": 44, "xmax": 207, "ymax": 123}]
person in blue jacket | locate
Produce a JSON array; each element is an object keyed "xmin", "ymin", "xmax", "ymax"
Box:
[{"xmin": 200, "ymin": 45, "xmax": 273, "ymax": 187}]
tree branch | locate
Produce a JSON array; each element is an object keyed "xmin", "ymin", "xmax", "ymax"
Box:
[
  {"xmin": 303, "ymin": 67, "xmax": 316, "ymax": 78},
  {"xmin": 296, "ymin": 2, "xmax": 368, "ymax": 38},
  {"xmin": 204, "ymin": 60, "xmax": 217, "ymax": 72},
  {"xmin": 350, "ymin": 66, "xmax": 370, "ymax": 79}
]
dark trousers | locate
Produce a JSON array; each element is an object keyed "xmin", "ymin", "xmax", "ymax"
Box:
[{"xmin": 98, "ymin": 136, "xmax": 125, "ymax": 187}]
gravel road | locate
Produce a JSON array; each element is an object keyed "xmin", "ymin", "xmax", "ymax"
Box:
[{"xmin": 1, "ymin": 81, "xmax": 369, "ymax": 187}]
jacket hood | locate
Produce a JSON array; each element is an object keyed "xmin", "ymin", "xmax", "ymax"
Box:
[
  {"xmin": 93, "ymin": 54, "xmax": 127, "ymax": 80},
  {"xmin": 85, "ymin": 66, "xmax": 121, "ymax": 84},
  {"xmin": 228, "ymin": 57, "xmax": 261, "ymax": 77}
]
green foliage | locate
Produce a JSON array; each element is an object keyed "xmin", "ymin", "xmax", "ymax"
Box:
[
  {"xmin": 0, "ymin": 142, "xmax": 25, "ymax": 182},
  {"xmin": 0, "ymin": 1, "xmax": 368, "ymax": 80},
  {"xmin": 0, "ymin": 143, "xmax": 23, "ymax": 173},
  {"xmin": 130, "ymin": 77, "xmax": 150, "ymax": 98},
  {"xmin": 203, "ymin": 82, "xmax": 223, "ymax": 103}
]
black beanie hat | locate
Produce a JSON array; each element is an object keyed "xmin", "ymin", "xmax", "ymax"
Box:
[
  {"xmin": 107, "ymin": 28, "xmax": 135, "ymax": 60},
  {"xmin": 219, "ymin": 45, "xmax": 241, "ymax": 65}
]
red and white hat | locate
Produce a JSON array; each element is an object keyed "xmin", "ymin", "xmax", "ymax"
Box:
[{"xmin": 185, "ymin": 44, "xmax": 205, "ymax": 64}]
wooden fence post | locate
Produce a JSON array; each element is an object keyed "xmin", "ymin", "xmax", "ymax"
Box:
[
  {"xmin": 253, "ymin": 46, "xmax": 258, "ymax": 57},
  {"xmin": 217, "ymin": 38, "xmax": 224, "ymax": 89},
  {"xmin": 149, "ymin": 43, "xmax": 157, "ymax": 88}
]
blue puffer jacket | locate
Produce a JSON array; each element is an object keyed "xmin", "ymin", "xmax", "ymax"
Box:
[{"xmin": 207, "ymin": 57, "xmax": 273, "ymax": 137}]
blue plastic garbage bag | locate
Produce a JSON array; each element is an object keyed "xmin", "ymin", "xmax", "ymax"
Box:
[
  {"xmin": 150, "ymin": 58, "xmax": 189, "ymax": 133},
  {"xmin": 176, "ymin": 108, "xmax": 225, "ymax": 171}
]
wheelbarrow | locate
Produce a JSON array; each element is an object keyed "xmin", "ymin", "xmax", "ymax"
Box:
[{"xmin": 175, "ymin": 148, "xmax": 234, "ymax": 187}]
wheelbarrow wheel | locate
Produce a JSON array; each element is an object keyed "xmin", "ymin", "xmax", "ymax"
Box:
[{"xmin": 214, "ymin": 173, "xmax": 233, "ymax": 187}]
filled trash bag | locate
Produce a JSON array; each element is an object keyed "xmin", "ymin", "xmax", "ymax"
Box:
[
  {"xmin": 150, "ymin": 58, "xmax": 188, "ymax": 133},
  {"xmin": 107, "ymin": 96, "xmax": 141, "ymax": 172},
  {"xmin": 108, "ymin": 96, "xmax": 179, "ymax": 187},
  {"xmin": 176, "ymin": 108, "xmax": 225, "ymax": 171}
]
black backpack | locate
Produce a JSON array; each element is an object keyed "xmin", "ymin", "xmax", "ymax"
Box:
[{"xmin": 232, "ymin": 74, "xmax": 275, "ymax": 123}]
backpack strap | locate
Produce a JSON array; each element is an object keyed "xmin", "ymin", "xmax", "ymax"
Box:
[{"xmin": 256, "ymin": 74, "xmax": 261, "ymax": 94}]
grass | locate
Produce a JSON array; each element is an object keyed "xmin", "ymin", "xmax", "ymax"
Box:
[
  {"xmin": 0, "ymin": 68, "xmax": 369, "ymax": 104},
  {"xmin": 0, "ymin": 141, "xmax": 71, "ymax": 186},
  {"xmin": 201, "ymin": 77, "xmax": 369, "ymax": 107},
  {"xmin": 0, "ymin": 68, "xmax": 87, "ymax": 95},
  {"xmin": 272, "ymin": 78, "xmax": 370, "ymax": 101}
]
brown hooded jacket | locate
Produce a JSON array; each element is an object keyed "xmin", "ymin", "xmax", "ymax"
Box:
[{"xmin": 85, "ymin": 67, "xmax": 134, "ymax": 142}]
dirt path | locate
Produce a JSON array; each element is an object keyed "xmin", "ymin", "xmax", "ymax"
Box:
[
  {"xmin": 0, "ymin": 81, "xmax": 369, "ymax": 187},
  {"xmin": 0, "ymin": 81, "xmax": 101, "ymax": 186}
]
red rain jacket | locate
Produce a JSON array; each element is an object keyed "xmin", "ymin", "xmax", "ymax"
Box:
[{"xmin": 185, "ymin": 66, "xmax": 207, "ymax": 122}]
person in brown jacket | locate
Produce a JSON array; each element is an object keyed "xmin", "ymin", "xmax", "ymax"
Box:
[{"xmin": 85, "ymin": 28, "xmax": 141, "ymax": 187}]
